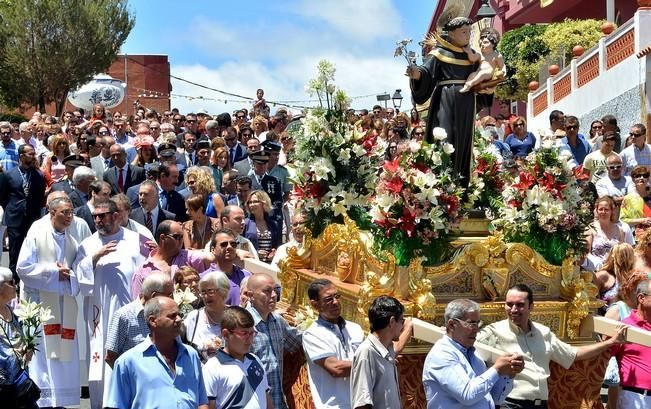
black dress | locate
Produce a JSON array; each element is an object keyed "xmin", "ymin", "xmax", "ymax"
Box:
[{"xmin": 410, "ymin": 39, "xmax": 493, "ymax": 187}]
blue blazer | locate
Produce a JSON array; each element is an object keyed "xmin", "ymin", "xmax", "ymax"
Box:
[
  {"xmin": 0, "ymin": 166, "xmax": 46, "ymax": 227},
  {"xmin": 243, "ymin": 215, "xmax": 281, "ymax": 250}
]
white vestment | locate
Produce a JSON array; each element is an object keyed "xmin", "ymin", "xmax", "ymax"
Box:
[
  {"xmin": 34, "ymin": 214, "xmax": 93, "ymax": 387},
  {"xmin": 74, "ymin": 227, "xmax": 145, "ymax": 409},
  {"xmin": 16, "ymin": 222, "xmax": 81, "ymax": 407}
]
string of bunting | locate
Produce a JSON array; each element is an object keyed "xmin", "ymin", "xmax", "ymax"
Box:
[{"xmin": 125, "ymin": 55, "xmax": 391, "ymax": 109}]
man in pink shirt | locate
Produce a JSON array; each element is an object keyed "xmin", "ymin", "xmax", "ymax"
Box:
[
  {"xmin": 130, "ymin": 220, "xmax": 210, "ymax": 299},
  {"xmin": 612, "ymin": 278, "xmax": 651, "ymax": 408}
]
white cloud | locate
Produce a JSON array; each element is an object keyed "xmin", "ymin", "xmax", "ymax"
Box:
[
  {"xmin": 170, "ymin": 54, "xmax": 412, "ymax": 115},
  {"xmin": 292, "ymin": 0, "xmax": 403, "ymax": 41},
  {"xmin": 169, "ymin": 0, "xmax": 414, "ymax": 115}
]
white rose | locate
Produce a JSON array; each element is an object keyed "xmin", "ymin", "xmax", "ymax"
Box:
[
  {"xmin": 432, "ymin": 127, "xmax": 448, "ymax": 141},
  {"xmin": 442, "ymin": 143, "xmax": 455, "ymax": 155}
]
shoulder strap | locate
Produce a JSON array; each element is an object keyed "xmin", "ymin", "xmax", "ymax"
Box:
[{"xmin": 190, "ymin": 308, "xmax": 203, "ymax": 344}]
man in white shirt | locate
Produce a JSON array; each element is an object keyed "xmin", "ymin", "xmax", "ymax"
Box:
[
  {"xmin": 303, "ymin": 279, "xmax": 364, "ymax": 409},
  {"xmin": 203, "ymin": 306, "xmax": 272, "ymax": 409},
  {"xmin": 620, "ymin": 124, "xmax": 651, "ymax": 175},
  {"xmin": 595, "ymin": 154, "xmax": 633, "ymax": 206},
  {"xmin": 271, "ymin": 212, "xmax": 305, "ymax": 269}
]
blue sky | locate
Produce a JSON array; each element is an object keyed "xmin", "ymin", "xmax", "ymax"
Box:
[{"xmin": 121, "ymin": 0, "xmax": 437, "ymax": 114}]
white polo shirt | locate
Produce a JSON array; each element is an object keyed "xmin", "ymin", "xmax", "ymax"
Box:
[
  {"xmin": 203, "ymin": 349, "xmax": 269, "ymax": 409},
  {"xmin": 303, "ymin": 317, "xmax": 365, "ymax": 409}
]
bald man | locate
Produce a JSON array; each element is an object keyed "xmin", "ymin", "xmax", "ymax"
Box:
[{"xmin": 246, "ymin": 273, "xmax": 302, "ymax": 409}]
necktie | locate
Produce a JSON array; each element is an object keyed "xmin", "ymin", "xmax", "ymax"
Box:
[
  {"xmin": 104, "ymin": 158, "xmax": 111, "ymax": 170},
  {"xmin": 117, "ymin": 168, "xmax": 124, "ymax": 192},
  {"xmin": 230, "ymin": 147, "xmax": 236, "ymax": 164},
  {"xmin": 145, "ymin": 211, "xmax": 153, "ymax": 233}
]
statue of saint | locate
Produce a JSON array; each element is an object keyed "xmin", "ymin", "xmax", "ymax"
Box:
[{"xmin": 406, "ymin": 17, "xmax": 494, "ymax": 187}]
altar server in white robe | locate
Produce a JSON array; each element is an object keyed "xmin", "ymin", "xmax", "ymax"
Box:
[
  {"xmin": 74, "ymin": 198, "xmax": 146, "ymax": 409},
  {"xmin": 16, "ymin": 196, "xmax": 82, "ymax": 408},
  {"xmin": 36, "ymin": 190, "xmax": 93, "ymax": 390}
]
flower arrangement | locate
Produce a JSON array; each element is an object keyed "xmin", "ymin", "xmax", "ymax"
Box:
[
  {"xmin": 13, "ymin": 298, "xmax": 54, "ymax": 365},
  {"xmin": 289, "ymin": 60, "xmax": 385, "ymax": 236},
  {"xmin": 492, "ymin": 142, "xmax": 593, "ymax": 264},
  {"xmin": 173, "ymin": 286, "xmax": 197, "ymax": 319},
  {"xmin": 369, "ymin": 128, "xmax": 464, "ymax": 266},
  {"xmin": 465, "ymin": 129, "xmax": 506, "ymax": 218}
]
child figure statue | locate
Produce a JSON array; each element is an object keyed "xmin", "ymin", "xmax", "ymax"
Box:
[{"xmin": 459, "ymin": 28, "xmax": 505, "ymax": 94}]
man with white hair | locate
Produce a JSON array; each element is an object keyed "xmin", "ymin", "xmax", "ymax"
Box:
[
  {"xmin": 74, "ymin": 198, "xmax": 146, "ymax": 409},
  {"xmin": 104, "ymin": 272, "xmax": 173, "ymax": 368},
  {"xmin": 69, "ymin": 166, "xmax": 97, "ymax": 208},
  {"xmin": 16, "ymin": 196, "xmax": 82, "ymax": 408}
]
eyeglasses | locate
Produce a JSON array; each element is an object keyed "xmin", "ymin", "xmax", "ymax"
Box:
[
  {"xmin": 565, "ymin": 125, "xmax": 578, "ymax": 131},
  {"xmin": 228, "ymin": 328, "xmax": 257, "ymax": 338},
  {"xmin": 242, "ymin": 133, "xmax": 252, "ymax": 138},
  {"xmin": 454, "ymin": 318, "xmax": 483, "ymax": 328},
  {"xmin": 236, "ymin": 115, "xmax": 245, "ymax": 119},
  {"xmin": 187, "ymin": 180, "xmax": 196, "ymax": 186},
  {"xmin": 414, "ymin": 131, "xmax": 425, "ymax": 136},
  {"xmin": 320, "ymin": 293, "xmax": 341, "ymax": 304},
  {"xmin": 200, "ymin": 288, "xmax": 220, "ymax": 297},
  {"xmin": 92, "ymin": 211, "xmax": 112, "ymax": 219},
  {"xmin": 58, "ymin": 209, "xmax": 74, "ymax": 216},
  {"xmin": 634, "ymin": 174, "xmax": 650, "ymax": 179},
  {"xmin": 513, "ymin": 123, "xmax": 524, "ymax": 128},
  {"xmin": 99, "ymin": 131, "xmax": 109, "ymax": 136},
  {"xmin": 631, "ymin": 132, "xmax": 645, "ymax": 137},
  {"xmin": 218, "ymin": 240, "xmax": 238, "ymax": 248},
  {"xmin": 166, "ymin": 233, "xmax": 183, "ymax": 241},
  {"xmin": 591, "ymin": 125, "xmax": 603, "ymax": 129},
  {"xmin": 607, "ymin": 165, "xmax": 622, "ymax": 170},
  {"xmin": 186, "ymin": 120, "xmax": 196, "ymax": 124}
]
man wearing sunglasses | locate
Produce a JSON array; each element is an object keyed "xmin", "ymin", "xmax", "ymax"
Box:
[
  {"xmin": 584, "ymin": 132, "xmax": 618, "ymax": 183},
  {"xmin": 130, "ymin": 220, "xmax": 209, "ymax": 300},
  {"xmin": 203, "ymin": 228, "xmax": 252, "ymax": 307},
  {"xmin": 596, "ymin": 154, "xmax": 634, "ymax": 204},
  {"xmin": 73, "ymin": 198, "xmax": 147, "ymax": 409},
  {"xmin": 560, "ymin": 116, "xmax": 592, "ymax": 164},
  {"xmin": 303, "ymin": 278, "xmax": 364, "ymax": 409},
  {"xmin": 620, "ymin": 124, "xmax": 650, "ymax": 176}
]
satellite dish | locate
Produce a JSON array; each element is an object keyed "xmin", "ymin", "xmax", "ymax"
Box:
[{"xmin": 67, "ymin": 74, "xmax": 126, "ymax": 110}]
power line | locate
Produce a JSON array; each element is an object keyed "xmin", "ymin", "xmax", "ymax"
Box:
[{"xmin": 123, "ymin": 55, "xmax": 392, "ymax": 109}]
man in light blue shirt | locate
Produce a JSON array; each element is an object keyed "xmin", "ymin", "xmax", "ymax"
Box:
[
  {"xmin": 423, "ymin": 299, "xmax": 523, "ymax": 409},
  {"xmin": 0, "ymin": 121, "xmax": 19, "ymax": 171},
  {"xmin": 105, "ymin": 296, "xmax": 208, "ymax": 409}
]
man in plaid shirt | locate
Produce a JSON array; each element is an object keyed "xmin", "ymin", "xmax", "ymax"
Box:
[{"xmin": 246, "ymin": 273, "xmax": 302, "ymax": 409}]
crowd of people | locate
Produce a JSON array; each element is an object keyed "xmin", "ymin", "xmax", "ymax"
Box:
[{"xmin": 0, "ymin": 94, "xmax": 650, "ymax": 409}]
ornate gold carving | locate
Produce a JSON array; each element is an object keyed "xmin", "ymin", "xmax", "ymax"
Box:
[
  {"xmin": 404, "ymin": 258, "xmax": 436, "ymax": 321},
  {"xmin": 560, "ymin": 256, "xmax": 604, "ymax": 339}
]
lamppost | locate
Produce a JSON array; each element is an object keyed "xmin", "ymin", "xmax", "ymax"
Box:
[
  {"xmin": 475, "ymin": 0, "xmax": 497, "ymax": 30},
  {"xmin": 392, "ymin": 89, "xmax": 403, "ymax": 112}
]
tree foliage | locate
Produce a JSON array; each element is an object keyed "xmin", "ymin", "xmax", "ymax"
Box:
[
  {"xmin": 496, "ymin": 19, "xmax": 605, "ymax": 102},
  {"xmin": 0, "ymin": 0, "xmax": 135, "ymax": 115}
]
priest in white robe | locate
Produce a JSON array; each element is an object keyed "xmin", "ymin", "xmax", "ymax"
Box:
[
  {"xmin": 74, "ymin": 198, "xmax": 146, "ymax": 409},
  {"xmin": 35, "ymin": 190, "xmax": 93, "ymax": 392},
  {"xmin": 16, "ymin": 196, "xmax": 82, "ymax": 408}
]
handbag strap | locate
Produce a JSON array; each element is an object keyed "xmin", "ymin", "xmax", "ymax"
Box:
[
  {"xmin": 189, "ymin": 308, "xmax": 203, "ymax": 345},
  {"xmin": 0, "ymin": 309, "xmax": 24, "ymax": 364}
]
